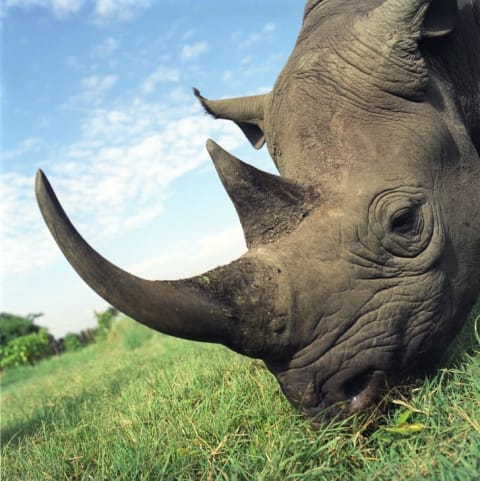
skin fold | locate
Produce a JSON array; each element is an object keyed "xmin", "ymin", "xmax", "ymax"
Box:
[{"xmin": 36, "ymin": 0, "xmax": 480, "ymax": 421}]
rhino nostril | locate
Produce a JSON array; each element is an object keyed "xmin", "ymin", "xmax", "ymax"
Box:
[
  {"xmin": 342, "ymin": 369, "xmax": 386, "ymax": 412},
  {"xmin": 343, "ymin": 369, "xmax": 375, "ymax": 400}
]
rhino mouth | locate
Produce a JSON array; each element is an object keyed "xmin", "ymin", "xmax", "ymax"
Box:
[
  {"xmin": 269, "ymin": 361, "xmax": 389, "ymax": 421},
  {"xmin": 304, "ymin": 369, "xmax": 387, "ymax": 421}
]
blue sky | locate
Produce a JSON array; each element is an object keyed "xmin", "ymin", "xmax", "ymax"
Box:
[{"xmin": 1, "ymin": 0, "xmax": 305, "ymax": 336}]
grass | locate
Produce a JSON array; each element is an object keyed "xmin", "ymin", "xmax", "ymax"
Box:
[{"xmin": 1, "ymin": 301, "xmax": 479, "ymax": 481}]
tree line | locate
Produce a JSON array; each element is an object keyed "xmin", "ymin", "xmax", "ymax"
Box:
[{"xmin": 0, "ymin": 308, "xmax": 119, "ymax": 370}]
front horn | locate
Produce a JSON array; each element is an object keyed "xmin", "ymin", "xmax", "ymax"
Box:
[{"xmin": 35, "ymin": 170, "xmax": 293, "ymax": 359}]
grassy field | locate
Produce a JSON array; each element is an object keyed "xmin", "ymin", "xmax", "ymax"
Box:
[{"xmin": 1, "ymin": 302, "xmax": 479, "ymax": 481}]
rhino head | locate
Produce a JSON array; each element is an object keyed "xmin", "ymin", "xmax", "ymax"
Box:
[{"xmin": 36, "ymin": 0, "xmax": 480, "ymax": 420}]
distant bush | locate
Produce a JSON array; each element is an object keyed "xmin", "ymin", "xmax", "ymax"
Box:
[
  {"xmin": 0, "ymin": 313, "xmax": 43, "ymax": 346},
  {"xmin": 95, "ymin": 307, "xmax": 119, "ymax": 340},
  {"xmin": 63, "ymin": 333, "xmax": 83, "ymax": 352},
  {"xmin": 0, "ymin": 329, "xmax": 54, "ymax": 369}
]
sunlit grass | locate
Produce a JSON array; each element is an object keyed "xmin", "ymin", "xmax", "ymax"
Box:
[{"xmin": 1, "ymin": 303, "xmax": 479, "ymax": 481}]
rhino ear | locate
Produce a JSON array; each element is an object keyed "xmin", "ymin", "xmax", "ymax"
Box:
[
  {"xmin": 372, "ymin": 0, "xmax": 458, "ymax": 40},
  {"xmin": 363, "ymin": 0, "xmax": 459, "ymax": 98},
  {"xmin": 194, "ymin": 88, "xmax": 269, "ymax": 150},
  {"xmin": 421, "ymin": 0, "xmax": 458, "ymax": 38},
  {"xmin": 206, "ymin": 140, "xmax": 317, "ymax": 248}
]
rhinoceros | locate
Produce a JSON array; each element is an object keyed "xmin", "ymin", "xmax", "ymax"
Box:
[{"xmin": 36, "ymin": 0, "xmax": 479, "ymax": 420}]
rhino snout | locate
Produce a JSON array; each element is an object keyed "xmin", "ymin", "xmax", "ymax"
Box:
[{"xmin": 267, "ymin": 349, "xmax": 393, "ymax": 420}]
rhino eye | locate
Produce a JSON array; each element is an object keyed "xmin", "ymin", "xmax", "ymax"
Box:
[
  {"xmin": 391, "ymin": 207, "xmax": 417, "ymax": 234},
  {"xmin": 370, "ymin": 190, "xmax": 433, "ymax": 258}
]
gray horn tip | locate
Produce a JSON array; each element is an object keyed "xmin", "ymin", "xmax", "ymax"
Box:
[
  {"xmin": 206, "ymin": 139, "xmax": 235, "ymax": 170},
  {"xmin": 35, "ymin": 169, "xmax": 48, "ymax": 197},
  {"xmin": 35, "ymin": 168, "xmax": 46, "ymax": 182},
  {"xmin": 206, "ymin": 138, "xmax": 219, "ymax": 155}
]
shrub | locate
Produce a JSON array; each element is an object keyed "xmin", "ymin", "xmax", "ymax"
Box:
[
  {"xmin": 0, "ymin": 329, "xmax": 54, "ymax": 369},
  {"xmin": 0, "ymin": 313, "xmax": 42, "ymax": 346},
  {"xmin": 63, "ymin": 333, "xmax": 83, "ymax": 352},
  {"xmin": 94, "ymin": 307, "xmax": 119, "ymax": 340}
]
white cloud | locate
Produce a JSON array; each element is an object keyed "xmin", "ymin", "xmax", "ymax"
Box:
[
  {"xmin": 81, "ymin": 74, "xmax": 118, "ymax": 102},
  {"xmin": 222, "ymin": 70, "xmax": 233, "ymax": 82},
  {"xmin": 3, "ymin": 0, "xmax": 152, "ymax": 20},
  {"xmin": 93, "ymin": 0, "xmax": 151, "ymax": 21},
  {"xmin": 1, "ymin": 94, "xmax": 244, "ymax": 277},
  {"xmin": 181, "ymin": 41, "xmax": 208, "ymax": 61},
  {"xmin": 63, "ymin": 74, "xmax": 118, "ymax": 108},
  {"xmin": 240, "ymin": 33, "xmax": 261, "ymax": 50},
  {"xmin": 237, "ymin": 22, "xmax": 277, "ymax": 49},
  {"xmin": 4, "ymin": 0, "xmax": 84, "ymax": 18},
  {"xmin": 263, "ymin": 22, "xmax": 276, "ymax": 33},
  {"xmin": 94, "ymin": 36, "xmax": 118, "ymax": 57},
  {"xmin": 81, "ymin": 74, "xmax": 117, "ymax": 91},
  {"xmin": 130, "ymin": 226, "xmax": 246, "ymax": 280},
  {"xmin": 0, "ymin": 172, "xmax": 59, "ymax": 276},
  {"xmin": 2, "ymin": 137, "xmax": 43, "ymax": 161},
  {"xmin": 168, "ymin": 87, "xmax": 192, "ymax": 104},
  {"xmin": 52, "ymin": 0, "xmax": 82, "ymax": 16},
  {"xmin": 141, "ymin": 65, "xmax": 180, "ymax": 95}
]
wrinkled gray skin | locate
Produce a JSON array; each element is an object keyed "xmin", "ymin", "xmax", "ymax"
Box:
[{"xmin": 36, "ymin": 0, "xmax": 480, "ymax": 421}]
